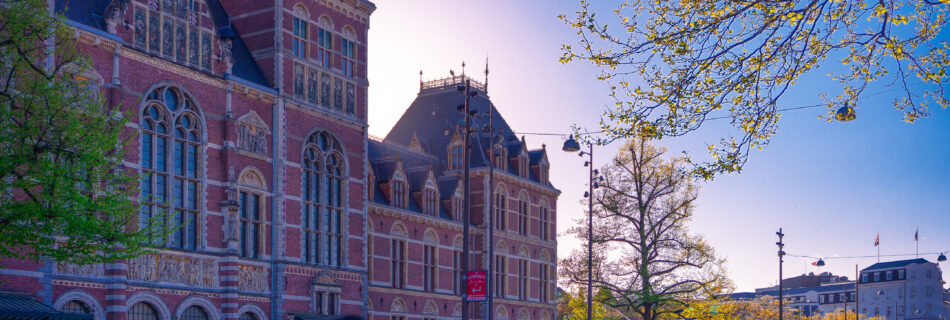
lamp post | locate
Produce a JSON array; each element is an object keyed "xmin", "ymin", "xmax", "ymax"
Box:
[
  {"xmin": 562, "ymin": 134, "xmax": 597, "ymax": 320},
  {"xmin": 456, "ymin": 78, "xmax": 479, "ymax": 320}
]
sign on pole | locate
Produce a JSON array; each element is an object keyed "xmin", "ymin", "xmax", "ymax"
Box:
[{"xmin": 467, "ymin": 270, "xmax": 486, "ymax": 301}]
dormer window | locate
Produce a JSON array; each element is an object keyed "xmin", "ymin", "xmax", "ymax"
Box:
[
  {"xmin": 493, "ymin": 144, "xmax": 507, "ymax": 170},
  {"xmin": 423, "ymin": 180, "xmax": 437, "ymax": 216},
  {"xmin": 538, "ymin": 161, "xmax": 549, "ymax": 184},
  {"xmin": 391, "ymin": 172, "xmax": 407, "ymax": 209},
  {"xmin": 518, "ymin": 154, "xmax": 529, "ymax": 178},
  {"xmin": 447, "ymin": 132, "xmax": 464, "ymax": 171}
]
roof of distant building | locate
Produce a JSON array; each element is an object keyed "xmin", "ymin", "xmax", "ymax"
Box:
[
  {"xmin": 758, "ymin": 282, "xmax": 855, "ymax": 297},
  {"xmin": 862, "ymin": 258, "xmax": 931, "ymax": 272}
]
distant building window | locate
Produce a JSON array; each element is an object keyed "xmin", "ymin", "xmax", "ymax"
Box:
[
  {"xmin": 925, "ymin": 269, "xmax": 932, "ymax": 278},
  {"xmin": 453, "ymin": 194, "xmax": 463, "ymax": 222},
  {"xmin": 239, "ymin": 313, "xmax": 257, "ymax": 320},
  {"xmin": 494, "ymin": 255, "xmax": 506, "ymax": 298},
  {"xmin": 423, "ymin": 244, "xmax": 436, "ymax": 292},
  {"xmin": 898, "ymin": 269, "xmax": 905, "ymax": 279},
  {"xmin": 874, "ymin": 273, "xmax": 880, "ymax": 281},
  {"xmin": 539, "ymin": 264, "xmax": 549, "ymax": 303},
  {"xmin": 518, "ymin": 259, "xmax": 528, "ymax": 300},
  {"xmin": 539, "ymin": 203, "xmax": 550, "ymax": 241},
  {"xmin": 819, "ymin": 295, "xmax": 825, "ymax": 303},
  {"xmin": 886, "ymin": 271, "xmax": 893, "ymax": 280},
  {"xmin": 494, "ymin": 190, "xmax": 507, "ymax": 231},
  {"xmin": 391, "ymin": 239, "xmax": 406, "ymax": 288},
  {"xmin": 517, "ymin": 196, "xmax": 529, "ymax": 236},
  {"xmin": 925, "ymin": 286, "xmax": 932, "ymax": 297},
  {"xmin": 449, "ymin": 145, "xmax": 463, "ymax": 170},
  {"xmin": 392, "ymin": 177, "xmax": 407, "ymax": 209},
  {"xmin": 861, "ymin": 273, "xmax": 868, "ymax": 283},
  {"xmin": 423, "ymin": 184, "xmax": 437, "ymax": 216},
  {"xmin": 453, "ymin": 249, "xmax": 462, "ymax": 294}
]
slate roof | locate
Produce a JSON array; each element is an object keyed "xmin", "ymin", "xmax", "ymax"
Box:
[
  {"xmin": 368, "ymin": 140, "xmax": 453, "ymax": 220},
  {"xmin": 0, "ymin": 293, "xmax": 92, "ymax": 320},
  {"xmin": 382, "ymin": 76, "xmax": 552, "ymax": 187},
  {"xmin": 862, "ymin": 258, "xmax": 931, "ymax": 271},
  {"xmin": 55, "ymin": 0, "xmax": 270, "ymax": 88}
]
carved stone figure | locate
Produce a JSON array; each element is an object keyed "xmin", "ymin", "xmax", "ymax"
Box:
[
  {"xmin": 127, "ymin": 254, "xmax": 157, "ymax": 281},
  {"xmin": 128, "ymin": 253, "xmax": 216, "ymax": 287},
  {"xmin": 239, "ymin": 265, "xmax": 267, "ymax": 292},
  {"xmin": 219, "ymin": 38, "xmax": 233, "ymax": 63},
  {"xmin": 227, "ymin": 211, "xmax": 239, "ymax": 241},
  {"xmin": 238, "ymin": 123, "xmax": 267, "ymax": 154},
  {"xmin": 56, "ymin": 263, "xmax": 103, "ymax": 277}
]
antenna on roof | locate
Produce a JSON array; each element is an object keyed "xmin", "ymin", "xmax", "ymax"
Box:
[
  {"xmin": 419, "ymin": 70, "xmax": 423, "ymax": 91},
  {"xmin": 461, "ymin": 61, "xmax": 466, "ymax": 77}
]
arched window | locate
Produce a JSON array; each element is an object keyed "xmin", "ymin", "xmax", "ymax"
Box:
[
  {"xmin": 238, "ymin": 168, "xmax": 266, "ymax": 258},
  {"xmin": 180, "ymin": 306, "xmax": 208, "ymax": 320},
  {"xmin": 60, "ymin": 301, "xmax": 91, "ymax": 315},
  {"xmin": 316, "ymin": 16, "xmax": 333, "ymax": 68},
  {"xmin": 390, "ymin": 223, "xmax": 407, "ymax": 288},
  {"xmin": 517, "ymin": 193, "xmax": 529, "ymax": 236},
  {"xmin": 128, "ymin": 302, "xmax": 159, "ymax": 320},
  {"xmin": 341, "ymin": 27, "xmax": 356, "ymax": 77},
  {"xmin": 141, "ymin": 85, "xmax": 202, "ymax": 249},
  {"xmin": 494, "ymin": 186, "xmax": 507, "ymax": 231},
  {"xmin": 302, "ymin": 131, "xmax": 346, "ymax": 266},
  {"xmin": 423, "ymin": 229, "xmax": 438, "ymax": 292},
  {"xmin": 292, "ymin": 4, "xmax": 309, "ymax": 59}
]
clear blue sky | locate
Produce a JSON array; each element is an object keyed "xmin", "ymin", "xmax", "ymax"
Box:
[{"xmin": 367, "ymin": 0, "xmax": 950, "ymax": 292}]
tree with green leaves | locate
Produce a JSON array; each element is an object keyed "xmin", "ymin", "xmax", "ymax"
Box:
[
  {"xmin": 559, "ymin": 138, "xmax": 731, "ymax": 320},
  {"xmin": 557, "ymin": 287, "xmax": 625, "ymax": 320},
  {"xmin": 559, "ymin": 0, "xmax": 948, "ymax": 179},
  {"xmin": 0, "ymin": 0, "xmax": 165, "ymax": 265}
]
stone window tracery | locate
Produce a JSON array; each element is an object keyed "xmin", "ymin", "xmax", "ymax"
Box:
[
  {"xmin": 302, "ymin": 131, "xmax": 346, "ymax": 266},
  {"xmin": 140, "ymin": 85, "xmax": 202, "ymax": 250}
]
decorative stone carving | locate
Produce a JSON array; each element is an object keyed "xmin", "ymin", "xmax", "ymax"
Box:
[
  {"xmin": 219, "ymin": 38, "xmax": 233, "ymax": 71},
  {"xmin": 390, "ymin": 299, "xmax": 407, "ymax": 313},
  {"xmin": 423, "ymin": 301, "xmax": 438, "ymax": 315},
  {"xmin": 311, "ymin": 270, "xmax": 341, "ymax": 287},
  {"xmin": 127, "ymin": 254, "xmax": 217, "ymax": 287},
  {"xmin": 239, "ymin": 265, "xmax": 267, "ymax": 292},
  {"xmin": 56, "ymin": 263, "xmax": 103, "ymax": 277},
  {"xmin": 236, "ymin": 111, "xmax": 268, "ymax": 155}
]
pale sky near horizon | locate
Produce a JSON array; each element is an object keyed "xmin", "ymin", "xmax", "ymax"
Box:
[{"xmin": 366, "ymin": 0, "xmax": 950, "ymax": 292}]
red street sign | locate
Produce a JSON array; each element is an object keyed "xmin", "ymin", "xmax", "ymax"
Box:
[{"xmin": 467, "ymin": 270, "xmax": 486, "ymax": 301}]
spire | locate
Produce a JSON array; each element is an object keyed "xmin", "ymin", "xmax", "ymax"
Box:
[
  {"xmin": 484, "ymin": 56, "xmax": 489, "ymax": 93},
  {"xmin": 419, "ymin": 69, "xmax": 423, "ymax": 91}
]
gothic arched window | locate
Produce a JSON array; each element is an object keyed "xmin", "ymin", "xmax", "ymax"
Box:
[
  {"xmin": 141, "ymin": 85, "xmax": 202, "ymax": 250},
  {"xmin": 127, "ymin": 302, "xmax": 158, "ymax": 320},
  {"xmin": 302, "ymin": 131, "xmax": 346, "ymax": 266}
]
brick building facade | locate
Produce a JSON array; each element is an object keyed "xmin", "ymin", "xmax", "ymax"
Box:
[{"xmin": 0, "ymin": 1, "xmax": 558, "ymax": 320}]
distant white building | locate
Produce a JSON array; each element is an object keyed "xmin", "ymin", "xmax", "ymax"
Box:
[{"xmin": 857, "ymin": 258, "xmax": 949, "ymax": 319}]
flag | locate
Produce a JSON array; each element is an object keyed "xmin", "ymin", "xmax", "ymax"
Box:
[
  {"xmin": 915, "ymin": 228, "xmax": 918, "ymax": 242},
  {"xmin": 874, "ymin": 234, "xmax": 879, "ymax": 247},
  {"xmin": 811, "ymin": 261, "xmax": 820, "ymax": 266}
]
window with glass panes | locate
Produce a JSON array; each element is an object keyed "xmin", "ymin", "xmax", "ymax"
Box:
[
  {"xmin": 450, "ymin": 145, "xmax": 463, "ymax": 170},
  {"xmin": 239, "ymin": 191, "xmax": 263, "ymax": 258},
  {"xmin": 518, "ymin": 259, "xmax": 528, "ymax": 300},
  {"xmin": 292, "ymin": 15, "xmax": 308, "ymax": 58},
  {"xmin": 317, "ymin": 26, "xmax": 332, "ymax": 68},
  {"xmin": 518, "ymin": 196, "xmax": 529, "ymax": 236},
  {"xmin": 453, "ymin": 195, "xmax": 463, "ymax": 222},
  {"xmin": 494, "ymin": 255, "xmax": 506, "ymax": 297},
  {"xmin": 494, "ymin": 191, "xmax": 507, "ymax": 231},
  {"xmin": 239, "ymin": 313, "xmax": 257, "ymax": 320},
  {"xmin": 341, "ymin": 38, "xmax": 356, "ymax": 77},
  {"xmin": 302, "ymin": 131, "xmax": 346, "ymax": 266},
  {"xmin": 314, "ymin": 291, "xmax": 339, "ymax": 315},
  {"xmin": 423, "ymin": 244, "xmax": 436, "ymax": 291},
  {"xmin": 128, "ymin": 302, "xmax": 159, "ymax": 320},
  {"xmin": 392, "ymin": 178, "xmax": 407, "ymax": 209},
  {"xmin": 539, "ymin": 264, "xmax": 548, "ymax": 302},
  {"xmin": 540, "ymin": 204, "xmax": 549, "ymax": 241},
  {"xmin": 423, "ymin": 187, "xmax": 437, "ymax": 216},
  {"xmin": 140, "ymin": 85, "xmax": 202, "ymax": 249},
  {"xmin": 60, "ymin": 301, "xmax": 90, "ymax": 315},
  {"xmin": 181, "ymin": 306, "xmax": 208, "ymax": 320},
  {"xmin": 391, "ymin": 239, "xmax": 406, "ymax": 288}
]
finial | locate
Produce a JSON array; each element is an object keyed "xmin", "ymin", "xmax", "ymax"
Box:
[
  {"xmin": 419, "ymin": 69, "xmax": 423, "ymax": 91},
  {"xmin": 461, "ymin": 61, "xmax": 466, "ymax": 76}
]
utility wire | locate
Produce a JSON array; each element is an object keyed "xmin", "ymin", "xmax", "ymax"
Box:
[
  {"xmin": 787, "ymin": 251, "xmax": 949, "ymax": 260},
  {"xmin": 513, "ymin": 82, "xmax": 927, "ymax": 137}
]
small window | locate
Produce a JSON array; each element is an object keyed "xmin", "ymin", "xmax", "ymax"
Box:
[
  {"xmin": 181, "ymin": 306, "xmax": 209, "ymax": 320},
  {"xmin": 317, "ymin": 25, "xmax": 332, "ymax": 68},
  {"xmin": 423, "ymin": 184, "xmax": 437, "ymax": 216},
  {"xmin": 861, "ymin": 273, "xmax": 868, "ymax": 283},
  {"xmin": 392, "ymin": 179, "xmax": 407, "ymax": 209},
  {"xmin": 886, "ymin": 271, "xmax": 893, "ymax": 280},
  {"xmin": 239, "ymin": 313, "xmax": 257, "ymax": 320},
  {"xmin": 292, "ymin": 15, "xmax": 308, "ymax": 58},
  {"xmin": 128, "ymin": 302, "xmax": 158, "ymax": 320},
  {"xmin": 873, "ymin": 273, "xmax": 880, "ymax": 281},
  {"xmin": 239, "ymin": 191, "xmax": 264, "ymax": 258},
  {"xmin": 898, "ymin": 269, "xmax": 905, "ymax": 279},
  {"xmin": 423, "ymin": 244, "xmax": 436, "ymax": 292},
  {"xmin": 391, "ymin": 239, "xmax": 406, "ymax": 288},
  {"xmin": 341, "ymin": 37, "xmax": 356, "ymax": 77}
]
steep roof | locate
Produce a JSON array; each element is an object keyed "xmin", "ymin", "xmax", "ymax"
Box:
[
  {"xmin": 368, "ymin": 139, "xmax": 453, "ymax": 220},
  {"xmin": 862, "ymin": 258, "xmax": 931, "ymax": 271}
]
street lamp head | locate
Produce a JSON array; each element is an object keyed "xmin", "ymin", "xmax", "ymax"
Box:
[
  {"xmin": 815, "ymin": 259, "xmax": 825, "ymax": 267},
  {"xmin": 877, "ymin": 290, "xmax": 885, "ymax": 296},
  {"xmin": 835, "ymin": 104, "xmax": 856, "ymax": 122},
  {"xmin": 938, "ymin": 252, "xmax": 947, "ymax": 262},
  {"xmin": 583, "ymin": 191, "xmax": 589, "ymax": 198},
  {"xmin": 562, "ymin": 135, "xmax": 581, "ymax": 153}
]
